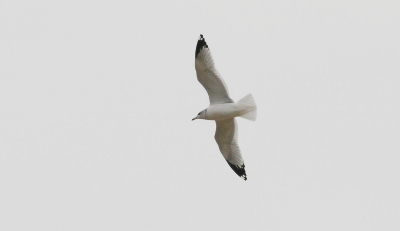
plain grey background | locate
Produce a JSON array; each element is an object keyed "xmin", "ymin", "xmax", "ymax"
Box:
[{"xmin": 1, "ymin": 0, "xmax": 399, "ymax": 230}]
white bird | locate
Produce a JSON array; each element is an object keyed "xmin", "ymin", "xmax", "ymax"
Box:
[{"xmin": 192, "ymin": 34, "xmax": 257, "ymax": 180}]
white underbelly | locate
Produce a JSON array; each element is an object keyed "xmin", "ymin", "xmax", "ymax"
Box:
[{"xmin": 206, "ymin": 103, "xmax": 247, "ymax": 120}]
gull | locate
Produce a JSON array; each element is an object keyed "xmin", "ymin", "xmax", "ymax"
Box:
[{"xmin": 192, "ymin": 34, "xmax": 257, "ymax": 181}]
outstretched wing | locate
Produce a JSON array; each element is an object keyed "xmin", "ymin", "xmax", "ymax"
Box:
[
  {"xmin": 195, "ymin": 34, "xmax": 233, "ymax": 105},
  {"xmin": 215, "ymin": 119, "xmax": 247, "ymax": 180}
]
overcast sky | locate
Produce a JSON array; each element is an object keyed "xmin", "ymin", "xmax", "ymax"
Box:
[{"xmin": 1, "ymin": 1, "xmax": 399, "ymax": 230}]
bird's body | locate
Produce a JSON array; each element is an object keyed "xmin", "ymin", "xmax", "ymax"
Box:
[
  {"xmin": 201, "ymin": 102, "xmax": 256, "ymax": 121},
  {"xmin": 192, "ymin": 34, "xmax": 257, "ymax": 181},
  {"xmin": 205, "ymin": 103, "xmax": 243, "ymax": 120}
]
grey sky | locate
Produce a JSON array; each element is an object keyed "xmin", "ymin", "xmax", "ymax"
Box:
[{"xmin": 1, "ymin": 0, "xmax": 399, "ymax": 230}]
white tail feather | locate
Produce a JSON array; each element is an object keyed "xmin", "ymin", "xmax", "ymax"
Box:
[
  {"xmin": 237, "ymin": 94, "xmax": 257, "ymax": 121},
  {"xmin": 241, "ymin": 110, "xmax": 257, "ymax": 121}
]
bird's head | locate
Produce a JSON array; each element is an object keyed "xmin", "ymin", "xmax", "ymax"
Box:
[{"xmin": 192, "ymin": 109, "xmax": 207, "ymax": 121}]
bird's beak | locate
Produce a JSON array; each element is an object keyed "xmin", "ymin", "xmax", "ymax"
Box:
[{"xmin": 192, "ymin": 117, "xmax": 196, "ymax": 121}]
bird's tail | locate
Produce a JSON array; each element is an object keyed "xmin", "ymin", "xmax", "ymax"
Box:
[{"xmin": 237, "ymin": 94, "xmax": 257, "ymax": 121}]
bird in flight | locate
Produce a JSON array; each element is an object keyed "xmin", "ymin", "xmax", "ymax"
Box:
[{"xmin": 192, "ymin": 34, "xmax": 257, "ymax": 181}]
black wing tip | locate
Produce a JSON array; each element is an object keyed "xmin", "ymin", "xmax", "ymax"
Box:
[
  {"xmin": 226, "ymin": 161, "xmax": 247, "ymax": 181},
  {"xmin": 195, "ymin": 34, "xmax": 208, "ymax": 58}
]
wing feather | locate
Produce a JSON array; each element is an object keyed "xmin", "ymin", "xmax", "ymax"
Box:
[
  {"xmin": 215, "ymin": 119, "xmax": 247, "ymax": 180},
  {"xmin": 195, "ymin": 35, "xmax": 233, "ymax": 105}
]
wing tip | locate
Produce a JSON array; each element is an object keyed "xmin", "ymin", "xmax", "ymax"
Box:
[
  {"xmin": 226, "ymin": 161, "xmax": 247, "ymax": 181},
  {"xmin": 195, "ymin": 34, "xmax": 208, "ymax": 58}
]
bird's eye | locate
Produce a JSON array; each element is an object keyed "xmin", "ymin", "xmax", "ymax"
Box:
[{"xmin": 198, "ymin": 112, "xmax": 201, "ymax": 115}]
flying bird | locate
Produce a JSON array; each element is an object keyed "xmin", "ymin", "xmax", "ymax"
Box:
[{"xmin": 192, "ymin": 34, "xmax": 257, "ymax": 180}]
